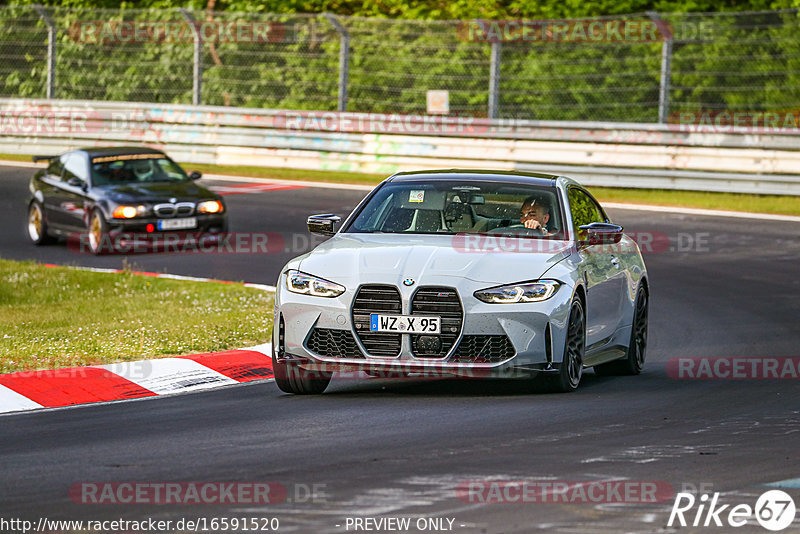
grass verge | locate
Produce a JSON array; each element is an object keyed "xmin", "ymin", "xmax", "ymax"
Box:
[
  {"xmin": 3, "ymin": 153, "xmax": 798, "ymax": 216},
  {"xmin": 0, "ymin": 258, "xmax": 273, "ymax": 374}
]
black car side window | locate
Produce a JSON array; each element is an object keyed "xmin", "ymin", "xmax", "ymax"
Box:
[
  {"xmin": 62, "ymin": 153, "xmax": 88, "ymax": 185},
  {"xmin": 47, "ymin": 155, "xmax": 65, "ymax": 178}
]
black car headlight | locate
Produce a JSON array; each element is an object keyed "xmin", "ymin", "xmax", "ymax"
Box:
[
  {"xmin": 197, "ymin": 200, "xmax": 224, "ymax": 214},
  {"xmin": 286, "ymin": 270, "xmax": 345, "ymax": 298},
  {"xmin": 112, "ymin": 205, "xmax": 148, "ymax": 219},
  {"xmin": 474, "ymin": 280, "xmax": 561, "ymax": 304}
]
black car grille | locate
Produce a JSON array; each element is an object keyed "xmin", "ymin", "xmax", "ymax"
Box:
[
  {"xmin": 352, "ymin": 285, "xmax": 402, "ymax": 357},
  {"xmin": 306, "ymin": 328, "xmax": 365, "ymax": 359},
  {"xmin": 449, "ymin": 335, "xmax": 516, "ymax": 364},
  {"xmin": 154, "ymin": 202, "xmax": 195, "ymax": 218},
  {"xmin": 410, "ymin": 287, "xmax": 463, "ymax": 358}
]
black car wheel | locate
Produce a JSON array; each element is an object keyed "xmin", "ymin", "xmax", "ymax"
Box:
[
  {"xmin": 272, "ymin": 354, "xmax": 332, "ymax": 395},
  {"xmin": 27, "ymin": 201, "xmax": 54, "ymax": 245},
  {"xmin": 594, "ymin": 285, "xmax": 648, "ymax": 376},
  {"xmin": 88, "ymin": 210, "xmax": 111, "ymax": 255},
  {"xmin": 542, "ymin": 297, "xmax": 585, "ymax": 393}
]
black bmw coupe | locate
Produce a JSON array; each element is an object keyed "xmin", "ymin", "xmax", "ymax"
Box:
[{"xmin": 27, "ymin": 147, "xmax": 227, "ymax": 254}]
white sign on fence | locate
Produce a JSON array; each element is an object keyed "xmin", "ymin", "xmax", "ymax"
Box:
[{"xmin": 427, "ymin": 90, "xmax": 449, "ymax": 114}]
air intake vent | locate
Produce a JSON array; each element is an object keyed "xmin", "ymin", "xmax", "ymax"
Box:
[
  {"xmin": 450, "ymin": 335, "xmax": 516, "ymax": 364},
  {"xmin": 307, "ymin": 328, "xmax": 365, "ymax": 359},
  {"xmin": 410, "ymin": 287, "xmax": 462, "ymax": 358},
  {"xmin": 352, "ymin": 285, "xmax": 402, "ymax": 357}
]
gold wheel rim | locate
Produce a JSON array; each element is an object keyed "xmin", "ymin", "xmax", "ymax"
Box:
[
  {"xmin": 89, "ymin": 215, "xmax": 102, "ymax": 250},
  {"xmin": 28, "ymin": 204, "xmax": 42, "ymax": 240}
]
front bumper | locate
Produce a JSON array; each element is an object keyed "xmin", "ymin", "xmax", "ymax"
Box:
[{"xmin": 274, "ymin": 275, "xmax": 574, "ymax": 378}]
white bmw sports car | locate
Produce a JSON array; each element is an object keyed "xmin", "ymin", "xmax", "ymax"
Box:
[{"xmin": 272, "ymin": 170, "xmax": 648, "ymax": 394}]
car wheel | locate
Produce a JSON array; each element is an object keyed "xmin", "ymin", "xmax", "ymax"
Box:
[
  {"xmin": 272, "ymin": 354, "xmax": 332, "ymax": 395},
  {"xmin": 27, "ymin": 201, "xmax": 55, "ymax": 245},
  {"xmin": 594, "ymin": 285, "xmax": 648, "ymax": 376},
  {"xmin": 544, "ymin": 297, "xmax": 585, "ymax": 392},
  {"xmin": 87, "ymin": 210, "xmax": 111, "ymax": 255}
]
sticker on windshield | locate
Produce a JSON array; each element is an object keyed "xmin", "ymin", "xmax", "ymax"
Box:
[{"xmin": 409, "ymin": 190, "xmax": 425, "ymax": 203}]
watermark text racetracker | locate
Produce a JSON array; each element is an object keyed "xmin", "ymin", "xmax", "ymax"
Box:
[
  {"xmin": 457, "ymin": 480, "xmax": 674, "ymax": 504},
  {"xmin": 69, "ymin": 481, "xmax": 328, "ymax": 505},
  {"xmin": 1, "ymin": 517, "xmax": 280, "ymax": 534},
  {"xmin": 67, "ymin": 232, "xmax": 328, "ymax": 255},
  {"xmin": 667, "ymin": 357, "xmax": 800, "ymax": 380}
]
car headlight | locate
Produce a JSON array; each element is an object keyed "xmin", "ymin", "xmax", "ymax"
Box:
[
  {"xmin": 197, "ymin": 200, "xmax": 224, "ymax": 214},
  {"xmin": 286, "ymin": 270, "xmax": 345, "ymax": 298},
  {"xmin": 112, "ymin": 205, "xmax": 147, "ymax": 219},
  {"xmin": 474, "ymin": 280, "xmax": 561, "ymax": 304}
]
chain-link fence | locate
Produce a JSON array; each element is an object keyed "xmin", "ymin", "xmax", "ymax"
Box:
[{"xmin": 2, "ymin": 6, "xmax": 800, "ymax": 123}]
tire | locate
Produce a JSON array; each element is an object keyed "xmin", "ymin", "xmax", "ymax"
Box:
[
  {"xmin": 27, "ymin": 201, "xmax": 54, "ymax": 245},
  {"xmin": 542, "ymin": 297, "xmax": 586, "ymax": 392},
  {"xmin": 594, "ymin": 285, "xmax": 648, "ymax": 376},
  {"xmin": 272, "ymin": 353, "xmax": 332, "ymax": 395},
  {"xmin": 87, "ymin": 210, "xmax": 111, "ymax": 255}
]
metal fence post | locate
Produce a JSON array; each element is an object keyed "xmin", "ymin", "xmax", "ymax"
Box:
[
  {"xmin": 32, "ymin": 4, "xmax": 56, "ymax": 99},
  {"xmin": 179, "ymin": 8, "xmax": 202, "ymax": 106},
  {"xmin": 648, "ymin": 11, "xmax": 673, "ymax": 123},
  {"xmin": 324, "ymin": 13, "xmax": 349, "ymax": 112},
  {"xmin": 488, "ymin": 41, "xmax": 501, "ymax": 120}
]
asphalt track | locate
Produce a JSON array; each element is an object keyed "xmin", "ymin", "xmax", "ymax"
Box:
[{"xmin": 1, "ymin": 164, "xmax": 800, "ymax": 533}]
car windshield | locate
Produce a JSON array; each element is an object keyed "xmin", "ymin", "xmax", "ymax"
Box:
[
  {"xmin": 90, "ymin": 155, "xmax": 189, "ymax": 185},
  {"xmin": 345, "ymin": 180, "xmax": 566, "ymax": 239}
]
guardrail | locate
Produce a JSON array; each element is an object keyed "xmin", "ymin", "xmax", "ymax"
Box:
[{"xmin": 2, "ymin": 98, "xmax": 800, "ymax": 195}]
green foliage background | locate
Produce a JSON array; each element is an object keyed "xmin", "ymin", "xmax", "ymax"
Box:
[{"xmin": 3, "ymin": 0, "xmax": 800, "ymax": 121}]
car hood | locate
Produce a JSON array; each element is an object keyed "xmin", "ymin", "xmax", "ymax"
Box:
[
  {"xmin": 98, "ymin": 182, "xmax": 217, "ymax": 203},
  {"xmin": 297, "ymin": 233, "xmax": 572, "ymax": 285}
]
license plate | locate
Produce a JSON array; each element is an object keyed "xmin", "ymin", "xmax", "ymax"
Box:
[
  {"xmin": 370, "ymin": 314, "xmax": 441, "ymax": 334},
  {"xmin": 157, "ymin": 217, "xmax": 197, "ymax": 230}
]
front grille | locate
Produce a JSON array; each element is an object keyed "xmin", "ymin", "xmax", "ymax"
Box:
[
  {"xmin": 306, "ymin": 328, "xmax": 365, "ymax": 359},
  {"xmin": 352, "ymin": 285, "xmax": 402, "ymax": 357},
  {"xmin": 410, "ymin": 287, "xmax": 463, "ymax": 358},
  {"xmin": 154, "ymin": 202, "xmax": 195, "ymax": 218},
  {"xmin": 450, "ymin": 335, "xmax": 516, "ymax": 364}
]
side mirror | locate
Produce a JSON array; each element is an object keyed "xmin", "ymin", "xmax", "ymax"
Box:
[
  {"xmin": 188, "ymin": 171, "xmax": 202, "ymax": 181},
  {"xmin": 307, "ymin": 213, "xmax": 341, "ymax": 236},
  {"xmin": 578, "ymin": 222, "xmax": 624, "ymax": 247},
  {"xmin": 67, "ymin": 177, "xmax": 87, "ymax": 191}
]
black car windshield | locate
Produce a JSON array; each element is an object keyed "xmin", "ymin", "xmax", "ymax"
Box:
[
  {"xmin": 90, "ymin": 155, "xmax": 189, "ymax": 185},
  {"xmin": 346, "ymin": 180, "xmax": 566, "ymax": 239}
]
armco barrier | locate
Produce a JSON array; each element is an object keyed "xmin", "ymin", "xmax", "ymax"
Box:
[{"xmin": 2, "ymin": 98, "xmax": 800, "ymax": 195}]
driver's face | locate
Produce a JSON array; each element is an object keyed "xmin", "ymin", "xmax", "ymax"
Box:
[{"xmin": 520, "ymin": 202, "xmax": 550, "ymax": 226}]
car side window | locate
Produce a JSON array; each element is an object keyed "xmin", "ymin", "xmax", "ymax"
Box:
[
  {"xmin": 568, "ymin": 187, "xmax": 605, "ymax": 235},
  {"xmin": 47, "ymin": 155, "xmax": 65, "ymax": 178},
  {"xmin": 62, "ymin": 153, "xmax": 88, "ymax": 185}
]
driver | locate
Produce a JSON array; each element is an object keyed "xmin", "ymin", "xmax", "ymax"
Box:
[
  {"xmin": 132, "ymin": 159, "xmax": 154, "ymax": 181},
  {"xmin": 520, "ymin": 196, "xmax": 551, "ymax": 234}
]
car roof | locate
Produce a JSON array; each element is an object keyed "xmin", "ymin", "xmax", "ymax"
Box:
[
  {"xmin": 76, "ymin": 146, "xmax": 167, "ymax": 159},
  {"xmin": 387, "ymin": 169, "xmax": 559, "ymax": 187}
]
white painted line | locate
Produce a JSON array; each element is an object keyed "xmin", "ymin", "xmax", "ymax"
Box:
[
  {"xmin": 764, "ymin": 478, "xmax": 800, "ymax": 488},
  {"xmin": 241, "ymin": 342, "xmax": 273, "ymax": 357},
  {"xmin": 100, "ymin": 358, "xmax": 237, "ymax": 395},
  {"xmin": 3, "ymin": 159, "xmax": 794, "ymax": 220},
  {"xmin": 202, "ymin": 173, "xmax": 375, "ymax": 192},
  {"xmin": 0, "ymin": 160, "xmax": 41, "ymax": 168},
  {"xmin": 603, "ymin": 202, "xmax": 800, "ymax": 222},
  {"xmin": 43, "ymin": 264, "xmax": 277, "ymax": 292},
  {"xmin": 0, "ymin": 384, "xmax": 44, "ymax": 414}
]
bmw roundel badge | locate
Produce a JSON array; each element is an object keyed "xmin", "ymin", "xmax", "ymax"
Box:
[{"xmin": 403, "ymin": 278, "xmax": 415, "ymax": 286}]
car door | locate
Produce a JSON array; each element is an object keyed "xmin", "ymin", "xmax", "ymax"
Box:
[
  {"xmin": 39, "ymin": 155, "xmax": 66, "ymax": 228},
  {"xmin": 567, "ymin": 186, "xmax": 624, "ymax": 353},
  {"xmin": 47, "ymin": 152, "xmax": 90, "ymax": 231}
]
